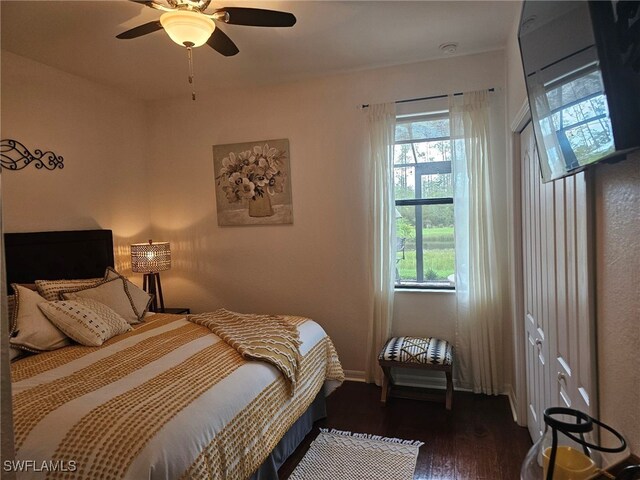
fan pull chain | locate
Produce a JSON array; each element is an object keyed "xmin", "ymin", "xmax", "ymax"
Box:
[{"xmin": 186, "ymin": 43, "xmax": 196, "ymax": 101}]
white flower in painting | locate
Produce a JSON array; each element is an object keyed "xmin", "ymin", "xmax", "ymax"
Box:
[
  {"xmin": 220, "ymin": 152, "xmax": 242, "ymax": 176},
  {"xmin": 265, "ymin": 165, "xmax": 278, "ymax": 178},
  {"xmin": 244, "ymin": 163, "xmax": 258, "ymax": 177},
  {"xmin": 267, "ymin": 173, "xmax": 286, "ymax": 195},
  {"xmin": 222, "ymin": 185, "xmax": 240, "ymax": 203},
  {"xmin": 254, "ymin": 174, "xmax": 268, "ymax": 187},
  {"xmin": 229, "ymin": 172, "xmax": 244, "ymax": 185},
  {"xmin": 266, "ymin": 146, "xmax": 278, "ymax": 159},
  {"xmin": 238, "ymin": 178, "xmax": 255, "ymax": 199},
  {"xmin": 258, "ymin": 156, "xmax": 269, "ymax": 170},
  {"xmin": 223, "ymin": 152, "xmax": 236, "ymax": 167},
  {"xmin": 238, "ymin": 150, "xmax": 254, "ymax": 166},
  {"xmin": 222, "ymin": 156, "xmax": 236, "ymax": 168}
]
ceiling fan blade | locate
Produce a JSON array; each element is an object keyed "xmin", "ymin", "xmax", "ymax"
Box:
[
  {"xmin": 116, "ymin": 21, "xmax": 163, "ymax": 39},
  {"xmin": 218, "ymin": 7, "xmax": 296, "ymax": 27},
  {"xmin": 206, "ymin": 28, "xmax": 239, "ymax": 56}
]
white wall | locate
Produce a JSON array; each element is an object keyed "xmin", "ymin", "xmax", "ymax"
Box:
[
  {"xmin": 145, "ymin": 50, "xmax": 508, "ymax": 376},
  {"xmin": 0, "ymin": 52, "xmax": 151, "ymax": 274},
  {"xmin": 594, "ymin": 157, "xmax": 640, "ymax": 456},
  {"xmin": 1, "ymin": 48, "xmax": 513, "ymax": 387}
]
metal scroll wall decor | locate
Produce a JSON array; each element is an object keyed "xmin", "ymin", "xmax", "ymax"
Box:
[{"xmin": 0, "ymin": 139, "xmax": 64, "ymax": 171}]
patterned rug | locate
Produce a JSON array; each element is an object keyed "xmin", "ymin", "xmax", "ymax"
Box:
[{"xmin": 289, "ymin": 429, "xmax": 424, "ymax": 480}]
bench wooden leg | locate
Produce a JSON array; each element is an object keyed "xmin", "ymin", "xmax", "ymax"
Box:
[
  {"xmin": 445, "ymin": 369, "xmax": 453, "ymax": 410},
  {"xmin": 380, "ymin": 366, "xmax": 391, "ymax": 404}
]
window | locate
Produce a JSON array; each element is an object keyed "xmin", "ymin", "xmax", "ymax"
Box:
[{"xmin": 394, "ymin": 111, "xmax": 454, "ymax": 289}]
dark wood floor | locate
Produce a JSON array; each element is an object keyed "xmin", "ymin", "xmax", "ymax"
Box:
[{"xmin": 279, "ymin": 381, "xmax": 532, "ymax": 479}]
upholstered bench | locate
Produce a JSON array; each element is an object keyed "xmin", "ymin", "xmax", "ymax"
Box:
[{"xmin": 378, "ymin": 336, "xmax": 454, "ymax": 410}]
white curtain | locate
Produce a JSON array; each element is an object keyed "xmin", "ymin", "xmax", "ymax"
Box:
[
  {"xmin": 365, "ymin": 102, "xmax": 396, "ymax": 385},
  {"xmin": 450, "ymin": 90, "xmax": 505, "ymax": 395}
]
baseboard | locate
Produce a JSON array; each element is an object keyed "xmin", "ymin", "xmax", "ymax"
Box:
[
  {"xmin": 344, "ymin": 369, "xmax": 509, "ymax": 397},
  {"xmin": 343, "ymin": 370, "xmax": 366, "ymax": 382},
  {"xmin": 342, "ymin": 369, "xmax": 452, "ymax": 389}
]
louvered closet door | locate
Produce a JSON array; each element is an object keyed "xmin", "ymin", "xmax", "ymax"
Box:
[
  {"xmin": 520, "ymin": 123, "xmax": 596, "ymax": 442},
  {"xmin": 522, "ymin": 123, "xmax": 550, "ymax": 441}
]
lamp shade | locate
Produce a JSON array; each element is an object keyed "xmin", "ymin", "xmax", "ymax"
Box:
[
  {"xmin": 160, "ymin": 10, "xmax": 215, "ymax": 48},
  {"xmin": 131, "ymin": 240, "xmax": 171, "ymax": 273}
]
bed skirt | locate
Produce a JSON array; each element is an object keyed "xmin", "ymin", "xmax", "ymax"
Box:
[{"xmin": 250, "ymin": 388, "xmax": 327, "ymax": 480}]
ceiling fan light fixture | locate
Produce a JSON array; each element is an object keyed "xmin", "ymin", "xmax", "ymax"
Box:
[{"xmin": 160, "ymin": 10, "xmax": 215, "ymax": 47}]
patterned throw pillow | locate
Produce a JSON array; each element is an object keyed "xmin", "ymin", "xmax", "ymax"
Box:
[
  {"xmin": 39, "ymin": 298, "xmax": 132, "ymax": 347},
  {"xmin": 62, "ymin": 277, "xmax": 144, "ymax": 324},
  {"xmin": 104, "ymin": 267, "xmax": 152, "ymax": 320},
  {"xmin": 378, "ymin": 336, "xmax": 453, "ymax": 366},
  {"xmin": 36, "ymin": 278, "xmax": 103, "ymax": 302},
  {"xmin": 9, "ymin": 284, "xmax": 71, "ymax": 353}
]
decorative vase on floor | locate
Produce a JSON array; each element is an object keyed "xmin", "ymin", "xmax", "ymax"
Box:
[
  {"xmin": 249, "ymin": 194, "xmax": 274, "ymax": 217},
  {"xmin": 520, "ymin": 407, "xmax": 628, "ymax": 480}
]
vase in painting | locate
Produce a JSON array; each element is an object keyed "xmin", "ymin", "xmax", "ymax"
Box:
[{"xmin": 248, "ymin": 194, "xmax": 274, "ymax": 217}]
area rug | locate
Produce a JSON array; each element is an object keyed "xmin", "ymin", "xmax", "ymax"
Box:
[{"xmin": 289, "ymin": 428, "xmax": 424, "ymax": 480}]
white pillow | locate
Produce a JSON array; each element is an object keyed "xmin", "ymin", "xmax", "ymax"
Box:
[
  {"xmin": 39, "ymin": 298, "xmax": 132, "ymax": 347},
  {"xmin": 36, "ymin": 278, "xmax": 103, "ymax": 301},
  {"xmin": 10, "ymin": 284, "xmax": 70, "ymax": 353},
  {"xmin": 104, "ymin": 268, "xmax": 152, "ymax": 320},
  {"xmin": 63, "ymin": 277, "xmax": 143, "ymax": 324},
  {"xmin": 10, "ymin": 347, "xmax": 25, "ymax": 362}
]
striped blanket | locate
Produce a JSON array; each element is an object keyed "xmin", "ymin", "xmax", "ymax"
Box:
[
  {"xmin": 189, "ymin": 309, "xmax": 303, "ymax": 393},
  {"xmin": 11, "ymin": 313, "xmax": 344, "ymax": 479}
]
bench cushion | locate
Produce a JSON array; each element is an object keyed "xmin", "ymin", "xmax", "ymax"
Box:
[{"xmin": 379, "ymin": 336, "xmax": 453, "ymax": 366}]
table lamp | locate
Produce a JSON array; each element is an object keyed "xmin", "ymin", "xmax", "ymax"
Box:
[{"xmin": 130, "ymin": 239, "xmax": 171, "ymax": 312}]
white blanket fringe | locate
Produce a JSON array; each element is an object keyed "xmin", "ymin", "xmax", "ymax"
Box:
[{"xmin": 319, "ymin": 428, "xmax": 425, "ymax": 447}]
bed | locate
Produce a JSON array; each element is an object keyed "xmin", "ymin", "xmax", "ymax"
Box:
[{"xmin": 6, "ymin": 229, "xmax": 344, "ymax": 480}]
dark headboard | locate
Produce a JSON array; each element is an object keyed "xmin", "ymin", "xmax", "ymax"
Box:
[{"xmin": 4, "ymin": 230, "xmax": 114, "ymax": 289}]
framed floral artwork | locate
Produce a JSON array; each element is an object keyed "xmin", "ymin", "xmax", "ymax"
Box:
[{"xmin": 213, "ymin": 138, "xmax": 293, "ymax": 226}]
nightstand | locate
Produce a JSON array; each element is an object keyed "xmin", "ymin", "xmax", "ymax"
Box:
[{"xmin": 159, "ymin": 307, "xmax": 190, "ymax": 315}]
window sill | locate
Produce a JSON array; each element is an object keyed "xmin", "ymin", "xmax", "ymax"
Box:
[{"xmin": 394, "ymin": 288, "xmax": 455, "ymax": 294}]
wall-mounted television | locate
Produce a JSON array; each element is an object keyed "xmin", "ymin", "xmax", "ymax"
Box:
[{"xmin": 518, "ymin": 1, "xmax": 640, "ymax": 182}]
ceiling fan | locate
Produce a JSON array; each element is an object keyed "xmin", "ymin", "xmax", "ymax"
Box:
[
  {"xmin": 116, "ymin": 0, "xmax": 296, "ymax": 99},
  {"xmin": 116, "ymin": 0, "xmax": 297, "ymax": 57}
]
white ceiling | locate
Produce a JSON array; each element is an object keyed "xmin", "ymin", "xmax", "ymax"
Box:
[{"xmin": 1, "ymin": 1, "xmax": 520, "ymax": 101}]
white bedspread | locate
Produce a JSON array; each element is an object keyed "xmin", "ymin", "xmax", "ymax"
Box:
[{"xmin": 10, "ymin": 313, "xmax": 344, "ymax": 479}]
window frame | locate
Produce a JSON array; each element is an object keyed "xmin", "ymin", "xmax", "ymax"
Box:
[{"xmin": 394, "ymin": 111, "xmax": 455, "ymax": 291}]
